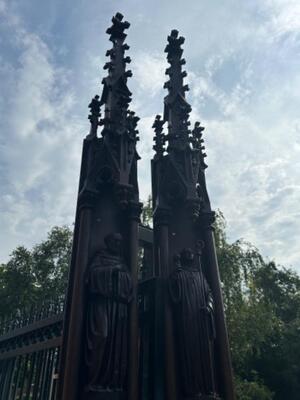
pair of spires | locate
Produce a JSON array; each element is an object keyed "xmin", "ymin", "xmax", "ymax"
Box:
[{"xmin": 88, "ymin": 13, "xmax": 207, "ymax": 164}]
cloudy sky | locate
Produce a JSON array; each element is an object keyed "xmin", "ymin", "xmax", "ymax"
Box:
[{"xmin": 0, "ymin": 0, "xmax": 300, "ymax": 272}]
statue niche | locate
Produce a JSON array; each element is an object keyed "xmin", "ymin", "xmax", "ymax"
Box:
[
  {"xmin": 169, "ymin": 245, "xmax": 219, "ymax": 399},
  {"xmin": 85, "ymin": 233, "xmax": 133, "ymax": 393}
]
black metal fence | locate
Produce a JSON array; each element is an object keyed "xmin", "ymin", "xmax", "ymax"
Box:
[
  {"xmin": 0, "ymin": 226, "xmax": 153, "ymax": 400},
  {"xmin": 0, "ymin": 301, "xmax": 64, "ymax": 400}
]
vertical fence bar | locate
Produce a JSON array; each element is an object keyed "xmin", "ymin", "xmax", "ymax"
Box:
[
  {"xmin": 10, "ymin": 356, "xmax": 21, "ymax": 400},
  {"xmin": 32, "ymin": 350, "xmax": 45, "ymax": 400},
  {"xmin": 39, "ymin": 349, "xmax": 50, "ymax": 399},
  {"xmin": 24, "ymin": 352, "xmax": 37, "ymax": 400},
  {"xmin": 48, "ymin": 348, "xmax": 57, "ymax": 398},
  {"xmin": 37, "ymin": 349, "xmax": 49, "ymax": 400},
  {"xmin": 3, "ymin": 358, "xmax": 15, "ymax": 399},
  {"xmin": 52, "ymin": 347, "xmax": 61, "ymax": 400},
  {"xmin": 42, "ymin": 348, "xmax": 54, "ymax": 399},
  {"xmin": 0, "ymin": 361, "xmax": 5, "ymax": 398},
  {"xmin": 18, "ymin": 353, "xmax": 29, "ymax": 399}
]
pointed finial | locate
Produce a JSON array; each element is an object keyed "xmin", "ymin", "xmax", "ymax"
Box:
[
  {"xmin": 153, "ymin": 115, "xmax": 166, "ymax": 157},
  {"xmin": 192, "ymin": 121, "xmax": 207, "ymax": 168},
  {"xmin": 100, "ymin": 14, "xmax": 133, "ymax": 136},
  {"xmin": 106, "ymin": 13, "xmax": 130, "ymax": 41},
  {"xmin": 126, "ymin": 110, "xmax": 140, "ymax": 142},
  {"xmin": 87, "ymin": 95, "xmax": 101, "ymax": 139},
  {"xmin": 164, "ymin": 29, "xmax": 189, "ymax": 94},
  {"xmin": 163, "ymin": 29, "xmax": 191, "ymax": 151},
  {"xmin": 165, "ymin": 29, "xmax": 185, "ymax": 58}
]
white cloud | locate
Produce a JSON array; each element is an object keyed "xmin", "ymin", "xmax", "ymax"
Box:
[
  {"xmin": 264, "ymin": 0, "xmax": 300, "ymax": 39},
  {"xmin": 0, "ymin": 2, "xmax": 83, "ymax": 260},
  {"xmin": 133, "ymin": 52, "xmax": 167, "ymax": 97},
  {"xmin": 191, "ymin": 66, "xmax": 300, "ymax": 269}
]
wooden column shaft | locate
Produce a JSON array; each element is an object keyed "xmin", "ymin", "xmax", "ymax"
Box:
[
  {"xmin": 155, "ymin": 219, "xmax": 178, "ymax": 400},
  {"xmin": 61, "ymin": 208, "xmax": 92, "ymax": 400},
  {"xmin": 127, "ymin": 212, "xmax": 140, "ymax": 400},
  {"xmin": 203, "ymin": 228, "xmax": 235, "ymax": 400}
]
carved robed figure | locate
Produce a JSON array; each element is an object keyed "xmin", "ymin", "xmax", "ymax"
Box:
[
  {"xmin": 169, "ymin": 246, "xmax": 217, "ymax": 399},
  {"xmin": 85, "ymin": 233, "xmax": 133, "ymax": 391}
]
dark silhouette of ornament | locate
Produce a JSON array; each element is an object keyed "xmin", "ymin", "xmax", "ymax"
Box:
[
  {"xmin": 100, "ymin": 13, "xmax": 133, "ymax": 140},
  {"xmin": 164, "ymin": 29, "xmax": 192, "ymax": 152},
  {"xmin": 87, "ymin": 95, "xmax": 101, "ymax": 139},
  {"xmin": 153, "ymin": 115, "xmax": 166, "ymax": 158}
]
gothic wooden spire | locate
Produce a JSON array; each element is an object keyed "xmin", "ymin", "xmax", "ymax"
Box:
[
  {"xmin": 100, "ymin": 12, "xmax": 133, "ymax": 137},
  {"xmin": 59, "ymin": 15, "xmax": 142, "ymax": 400},
  {"xmin": 151, "ymin": 30, "xmax": 235, "ymax": 400},
  {"xmin": 163, "ymin": 29, "xmax": 192, "ymax": 151}
]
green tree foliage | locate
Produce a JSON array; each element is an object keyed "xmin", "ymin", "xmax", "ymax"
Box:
[
  {"xmin": 0, "ymin": 208, "xmax": 299, "ymax": 399},
  {"xmin": 234, "ymin": 375, "xmax": 273, "ymax": 400},
  {"xmin": 0, "ymin": 226, "xmax": 72, "ymax": 316},
  {"xmin": 214, "ymin": 211, "xmax": 300, "ymax": 399}
]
